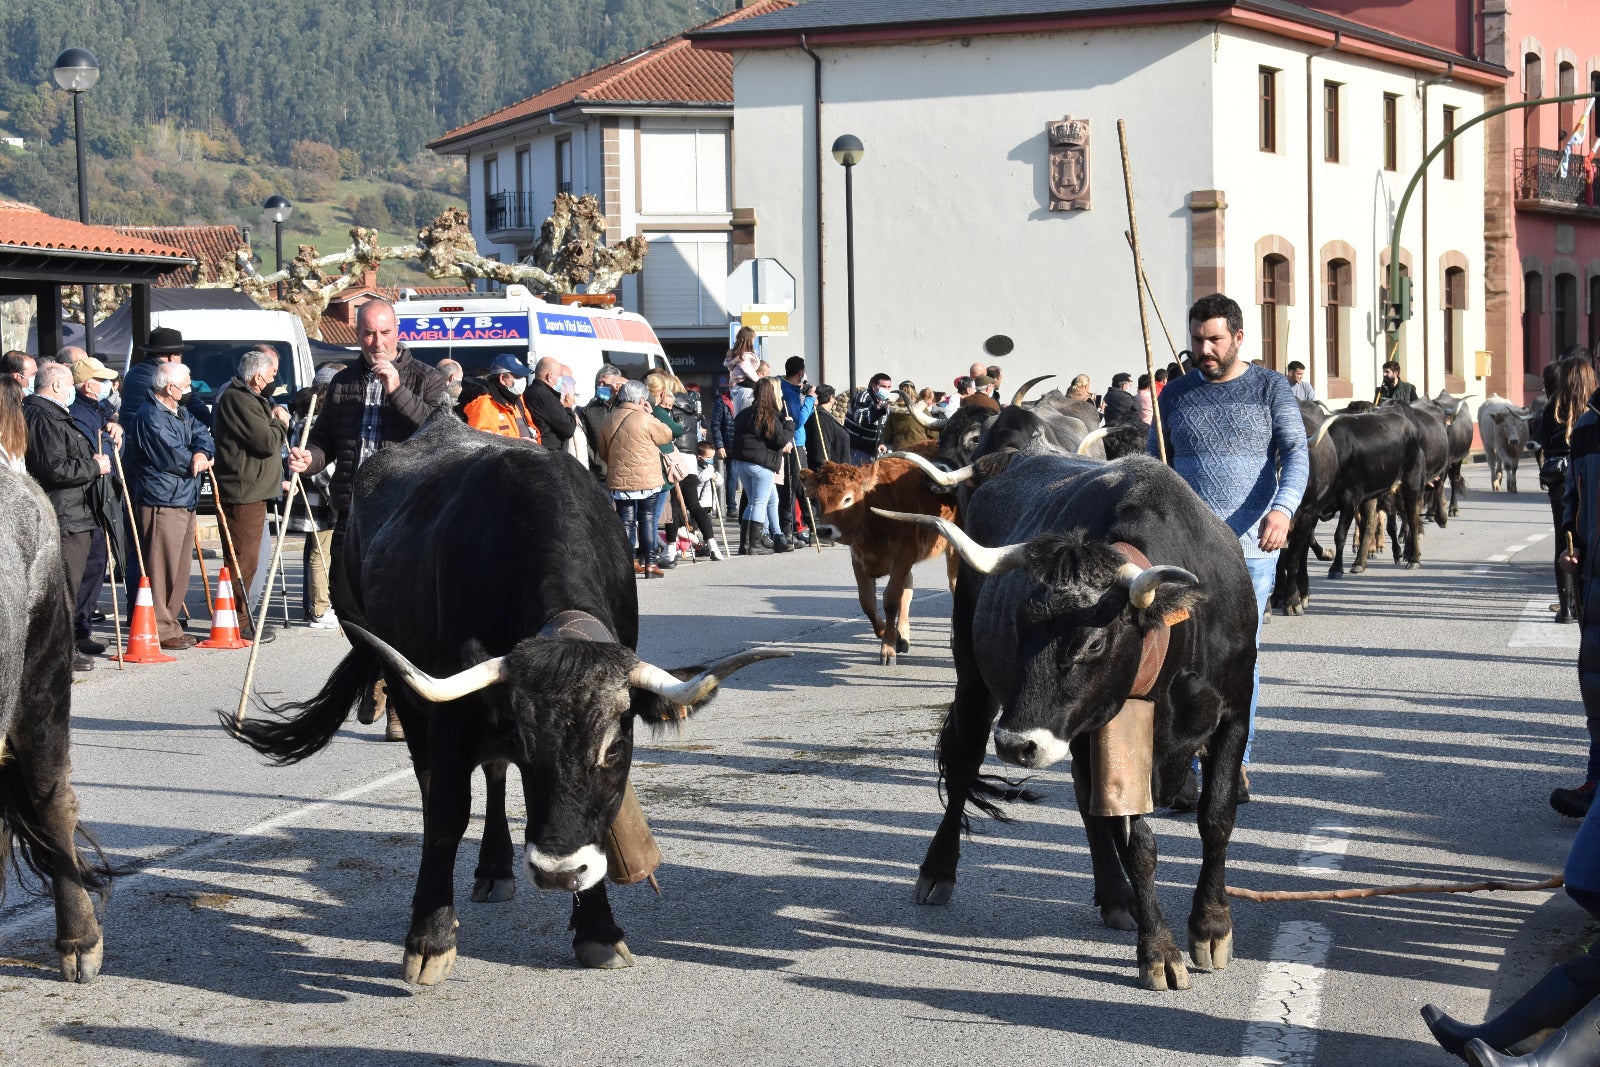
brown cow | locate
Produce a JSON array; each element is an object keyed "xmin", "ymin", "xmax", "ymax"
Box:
[{"xmin": 800, "ymin": 455, "xmax": 958, "ymax": 665}]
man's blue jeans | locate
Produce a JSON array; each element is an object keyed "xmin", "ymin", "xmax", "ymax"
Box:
[{"xmin": 1243, "ymin": 554, "xmax": 1277, "ymax": 766}]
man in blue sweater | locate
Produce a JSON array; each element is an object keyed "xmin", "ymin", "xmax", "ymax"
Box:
[{"xmin": 1151, "ymin": 293, "xmax": 1308, "ymax": 804}]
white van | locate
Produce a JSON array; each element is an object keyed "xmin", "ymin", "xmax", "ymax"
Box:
[
  {"xmin": 97, "ymin": 288, "xmax": 315, "ymax": 408},
  {"xmin": 394, "ymin": 285, "xmax": 670, "ymax": 401}
]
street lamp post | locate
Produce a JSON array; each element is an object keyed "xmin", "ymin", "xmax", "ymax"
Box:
[
  {"xmin": 262, "ymin": 195, "xmax": 293, "ymax": 299},
  {"xmin": 831, "ymin": 134, "xmax": 864, "ymax": 392},
  {"xmin": 53, "ymin": 47, "xmax": 100, "ymax": 356}
]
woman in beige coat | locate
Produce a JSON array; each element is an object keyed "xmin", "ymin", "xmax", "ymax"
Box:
[{"xmin": 598, "ymin": 379, "xmax": 674, "ymax": 576}]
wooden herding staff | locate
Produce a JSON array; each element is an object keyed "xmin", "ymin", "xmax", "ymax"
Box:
[{"xmin": 1117, "ymin": 120, "xmax": 1166, "ymax": 464}]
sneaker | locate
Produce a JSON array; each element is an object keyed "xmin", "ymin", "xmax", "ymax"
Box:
[
  {"xmin": 1552, "ymin": 781, "xmax": 1597, "ymax": 819},
  {"xmin": 306, "ymin": 611, "xmax": 340, "ymax": 630}
]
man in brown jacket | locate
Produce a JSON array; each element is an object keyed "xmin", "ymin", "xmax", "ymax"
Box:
[
  {"xmin": 213, "ymin": 346, "xmax": 289, "ymax": 633},
  {"xmin": 288, "ymin": 299, "xmax": 444, "ymax": 739}
]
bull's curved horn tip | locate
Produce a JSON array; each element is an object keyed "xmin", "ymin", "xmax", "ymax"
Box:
[
  {"xmin": 1076, "ymin": 427, "xmax": 1111, "ymax": 455},
  {"xmin": 1010, "ymin": 374, "xmax": 1056, "ymax": 407}
]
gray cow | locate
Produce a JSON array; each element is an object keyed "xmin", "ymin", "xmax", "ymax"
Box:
[{"xmin": 1478, "ymin": 395, "xmax": 1536, "ymax": 493}]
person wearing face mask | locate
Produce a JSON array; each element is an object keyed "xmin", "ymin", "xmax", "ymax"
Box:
[
  {"xmin": 845, "ymin": 372, "xmax": 894, "ymax": 464},
  {"xmin": 579, "ymin": 363, "xmax": 628, "ymax": 481},
  {"xmin": 125, "ymin": 360, "xmax": 215, "ymax": 650},
  {"xmin": 68, "ymin": 357, "xmax": 125, "ymax": 660},
  {"xmin": 525, "ymin": 356, "xmax": 577, "ymax": 451},
  {"xmin": 23, "ymin": 362, "xmax": 113, "ymax": 670},
  {"xmin": 213, "ymin": 347, "xmax": 291, "ymax": 631},
  {"xmin": 2, "ymin": 350, "xmax": 38, "ymax": 396},
  {"xmin": 463, "ymin": 354, "xmax": 541, "ymax": 443}
]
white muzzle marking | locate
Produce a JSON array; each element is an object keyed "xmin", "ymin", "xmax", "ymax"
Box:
[
  {"xmin": 526, "ymin": 843, "xmax": 608, "ymax": 892},
  {"xmin": 994, "ymin": 727, "xmax": 1071, "ymax": 769}
]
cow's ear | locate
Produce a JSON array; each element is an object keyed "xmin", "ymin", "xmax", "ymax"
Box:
[{"xmin": 1133, "ymin": 581, "xmax": 1206, "ymax": 630}]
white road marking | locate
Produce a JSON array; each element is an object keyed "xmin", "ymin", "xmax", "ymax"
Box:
[
  {"xmin": 1509, "ymin": 595, "xmax": 1580, "ymax": 649},
  {"xmin": 1236, "ymin": 825, "xmax": 1350, "ymax": 1066},
  {"xmin": 0, "ymin": 764, "xmax": 417, "ymax": 939},
  {"xmin": 1486, "ymin": 554, "xmax": 1510, "ymax": 563}
]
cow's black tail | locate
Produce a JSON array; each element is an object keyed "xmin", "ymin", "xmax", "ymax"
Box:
[
  {"xmin": 222, "ymin": 644, "xmax": 378, "ymax": 765},
  {"xmin": 0, "ymin": 752, "xmax": 113, "ymax": 906},
  {"xmin": 932, "ymin": 702, "xmax": 1042, "ymax": 831}
]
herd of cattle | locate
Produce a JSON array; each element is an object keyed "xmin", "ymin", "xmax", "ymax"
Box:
[{"xmin": 0, "ymin": 378, "xmax": 1544, "ymax": 1000}]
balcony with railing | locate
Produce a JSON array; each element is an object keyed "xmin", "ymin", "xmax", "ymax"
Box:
[
  {"xmin": 1515, "ymin": 146, "xmax": 1600, "ymax": 217},
  {"xmin": 484, "ymin": 191, "xmax": 542, "ymax": 240}
]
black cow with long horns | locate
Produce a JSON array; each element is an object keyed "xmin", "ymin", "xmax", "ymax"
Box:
[
  {"xmin": 228, "ymin": 415, "xmax": 783, "ymax": 985},
  {"xmin": 875, "ymin": 447, "xmax": 1256, "ymax": 991}
]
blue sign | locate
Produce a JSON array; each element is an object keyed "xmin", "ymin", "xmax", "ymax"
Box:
[
  {"xmin": 536, "ymin": 311, "xmax": 598, "ymax": 339},
  {"xmin": 397, "ymin": 313, "xmax": 529, "ymax": 345}
]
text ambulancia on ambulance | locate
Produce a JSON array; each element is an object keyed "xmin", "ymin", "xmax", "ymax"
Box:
[{"xmin": 395, "ymin": 284, "xmax": 669, "ymax": 403}]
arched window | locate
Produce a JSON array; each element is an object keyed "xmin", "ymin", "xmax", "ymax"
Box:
[
  {"xmin": 1525, "ymin": 52, "xmax": 1544, "ymax": 147},
  {"xmin": 1556, "ymin": 273, "xmax": 1579, "ymax": 353},
  {"xmin": 1559, "ymin": 62, "xmax": 1577, "ymax": 142},
  {"xmin": 1590, "ymin": 273, "xmax": 1600, "ymax": 353},
  {"xmin": 1524, "ymin": 270, "xmax": 1544, "ymax": 374},
  {"xmin": 1261, "ymin": 253, "xmax": 1290, "ymax": 370},
  {"xmin": 1325, "ymin": 258, "xmax": 1352, "ymax": 380},
  {"xmin": 1443, "ymin": 266, "xmax": 1466, "ymax": 376}
]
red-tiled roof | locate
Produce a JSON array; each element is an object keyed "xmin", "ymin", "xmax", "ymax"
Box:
[
  {"xmin": 112, "ymin": 224, "xmax": 246, "ymax": 287},
  {"xmin": 428, "ymin": 0, "xmax": 792, "ymax": 149},
  {"xmin": 318, "ymin": 319, "xmax": 358, "ymax": 346},
  {"xmin": 0, "ymin": 202, "xmax": 193, "ymax": 261}
]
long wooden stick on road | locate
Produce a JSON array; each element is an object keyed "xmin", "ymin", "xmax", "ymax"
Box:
[
  {"xmin": 234, "ymin": 394, "xmax": 318, "ymax": 730},
  {"xmin": 1228, "ymin": 874, "xmax": 1562, "ymax": 902}
]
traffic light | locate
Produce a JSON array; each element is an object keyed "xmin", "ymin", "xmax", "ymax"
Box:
[{"xmin": 1381, "ymin": 275, "xmax": 1413, "ymax": 334}]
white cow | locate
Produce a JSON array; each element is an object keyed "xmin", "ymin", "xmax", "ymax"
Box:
[{"xmin": 1477, "ymin": 395, "xmax": 1537, "ymax": 492}]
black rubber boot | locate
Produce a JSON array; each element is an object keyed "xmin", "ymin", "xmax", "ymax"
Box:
[
  {"xmin": 1464, "ymin": 993, "xmax": 1600, "ymax": 1066},
  {"xmin": 738, "ymin": 520, "xmax": 751, "ymax": 556},
  {"xmin": 1424, "ymin": 966, "xmax": 1595, "ymax": 1058}
]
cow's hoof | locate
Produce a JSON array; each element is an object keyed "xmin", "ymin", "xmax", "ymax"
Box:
[
  {"xmin": 470, "ymin": 876, "xmax": 516, "ymax": 903},
  {"xmin": 1190, "ymin": 929, "xmax": 1233, "ymax": 972},
  {"xmin": 402, "ymin": 945, "xmax": 457, "ymax": 986},
  {"xmin": 1349, "ymin": 564, "xmax": 1365, "ymax": 575},
  {"xmin": 915, "ymin": 874, "xmax": 955, "ymax": 906},
  {"xmin": 403, "ymin": 911, "xmax": 460, "ymax": 986},
  {"xmin": 1326, "ymin": 568, "xmax": 1343, "ymax": 580},
  {"xmin": 575, "ymin": 939, "xmax": 635, "ymax": 969},
  {"xmin": 58, "ymin": 937, "xmax": 103, "ymax": 984},
  {"xmin": 1100, "ymin": 903, "xmax": 1137, "ymax": 931},
  {"xmin": 1406, "ymin": 561, "xmax": 1422, "ymax": 570},
  {"xmin": 880, "ymin": 646, "xmax": 897, "ymax": 666},
  {"xmin": 896, "ymin": 635, "xmax": 910, "ymax": 654},
  {"xmin": 1138, "ymin": 940, "xmax": 1191, "ymax": 991}
]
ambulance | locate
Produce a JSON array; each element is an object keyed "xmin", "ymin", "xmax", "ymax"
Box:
[{"xmin": 394, "ymin": 285, "xmax": 670, "ymax": 401}]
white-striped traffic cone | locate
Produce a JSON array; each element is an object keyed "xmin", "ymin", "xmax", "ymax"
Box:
[
  {"xmin": 119, "ymin": 577, "xmax": 177, "ymax": 664},
  {"xmin": 198, "ymin": 566, "xmax": 250, "ymax": 650}
]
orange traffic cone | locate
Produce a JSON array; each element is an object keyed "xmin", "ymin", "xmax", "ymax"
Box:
[
  {"xmin": 198, "ymin": 566, "xmax": 250, "ymax": 650},
  {"xmin": 120, "ymin": 577, "xmax": 176, "ymax": 664}
]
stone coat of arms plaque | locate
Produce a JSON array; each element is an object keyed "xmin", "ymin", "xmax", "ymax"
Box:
[{"xmin": 1048, "ymin": 116, "xmax": 1090, "ymax": 212}]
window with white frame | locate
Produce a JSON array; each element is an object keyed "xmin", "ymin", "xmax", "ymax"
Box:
[
  {"xmin": 639, "ymin": 127, "xmax": 730, "ymax": 214},
  {"xmin": 639, "ymin": 233, "xmax": 729, "ymax": 327}
]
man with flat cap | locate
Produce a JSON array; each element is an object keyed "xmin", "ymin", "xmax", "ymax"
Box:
[{"xmin": 69, "ymin": 355, "xmax": 124, "ymax": 659}]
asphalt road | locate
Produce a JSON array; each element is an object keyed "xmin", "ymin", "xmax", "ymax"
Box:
[{"xmin": 0, "ymin": 464, "xmax": 1590, "ymax": 1066}]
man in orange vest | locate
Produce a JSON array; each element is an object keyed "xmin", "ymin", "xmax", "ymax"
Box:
[{"xmin": 463, "ymin": 354, "xmax": 541, "ymax": 443}]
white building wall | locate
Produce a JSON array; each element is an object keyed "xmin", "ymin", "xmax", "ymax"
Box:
[
  {"xmin": 1213, "ymin": 30, "xmax": 1488, "ymax": 404},
  {"xmin": 735, "ymin": 27, "xmax": 1218, "ymax": 390}
]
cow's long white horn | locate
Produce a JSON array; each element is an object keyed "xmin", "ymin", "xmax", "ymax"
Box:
[
  {"xmin": 909, "ymin": 402, "xmax": 940, "ymax": 428},
  {"xmin": 870, "ymin": 508, "xmax": 1029, "ymax": 575},
  {"xmin": 344, "ymin": 623, "xmax": 510, "ymax": 703},
  {"xmin": 629, "ymin": 649, "xmax": 792, "ymax": 705},
  {"xmin": 1011, "ymin": 374, "xmax": 1055, "ymax": 407},
  {"xmin": 1309, "ymin": 413, "xmax": 1340, "ymax": 448},
  {"xmin": 1117, "ymin": 564, "xmax": 1200, "ymax": 610},
  {"xmin": 1076, "ymin": 427, "xmax": 1110, "ymax": 456},
  {"xmin": 885, "ymin": 451, "xmax": 974, "ymax": 487}
]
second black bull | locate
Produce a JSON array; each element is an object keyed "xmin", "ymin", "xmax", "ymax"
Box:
[{"xmin": 877, "ymin": 448, "xmax": 1257, "ymax": 991}]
